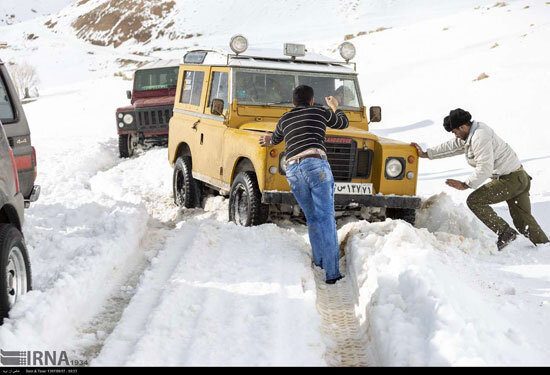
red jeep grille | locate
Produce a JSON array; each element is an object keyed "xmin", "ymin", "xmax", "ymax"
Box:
[{"xmin": 136, "ymin": 107, "xmax": 173, "ymax": 131}]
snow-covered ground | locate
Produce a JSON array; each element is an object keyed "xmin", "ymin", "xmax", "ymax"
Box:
[{"xmin": 1, "ymin": 0, "xmax": 550, "ymax": 367}]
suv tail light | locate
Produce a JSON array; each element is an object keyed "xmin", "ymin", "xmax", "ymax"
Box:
[
  {"xmin": 8, "ymin": 148, "xmax": 20, "ymax": 193},
  {"xmin": 32, "ymin": 146, "xmax": 37, "ymax": 179}
]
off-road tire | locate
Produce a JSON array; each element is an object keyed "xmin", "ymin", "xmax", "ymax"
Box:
[
  {"xmin": 385, "ymin": 208, "xmax": 416, "ymax": 226},
  {"xmin": 118, "ymin": 134, "xmax": 135, "ymax": 158},
  {"xmin": 173, "ymin": 156, "xmax": 202, "ymax": 208},
  {"xmin": 0, "ymin": 224, "xmax": 32, "ymax": 324},
  {"xmin": 229, "ymin": 171, "xmax": 269, "ymax": 226}
]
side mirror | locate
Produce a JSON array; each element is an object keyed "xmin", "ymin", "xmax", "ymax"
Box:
[
  {"xmin": 211, "ymin": 98, "xmax": 225, "ymax": 116},
  {"xmin": 126, "ymin": 90, "xmax": 132, "ymax": 100},
  {"xmin": 369, "ymin": 106, "xmax": 382, "ymax": 123}
]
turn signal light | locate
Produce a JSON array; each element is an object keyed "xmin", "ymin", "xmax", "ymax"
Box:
[
  {"xmin": 270, "ymin": 149, "xmax": 278, "ymax": 158},
  {"xmin": 408, "ymin": 155, "xmax": 415, "ymax": 164}
]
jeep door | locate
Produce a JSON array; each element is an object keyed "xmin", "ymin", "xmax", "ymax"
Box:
[
  {"xmin": 173, "ymin": 66, "xmax": 226, "ymax": 188},
  {"xmin": 200, "ymin": 68, "xmax": 229, "ymax": 186},
  {"xmin": 0, "ymin": 62, "xmax": 36, "ymax": 200}
]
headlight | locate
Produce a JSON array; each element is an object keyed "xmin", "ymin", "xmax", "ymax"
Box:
[
  {"xmin": 230, "ymin": 34, "xmax": 248, "ymax": 55},
  {"xmin": 123, "ymin": 113, "xmax": 134, "ymax": 124},
  {"xmin": 279, "ymin": 153, "xmax": 287, "ymax": 174},
  {"xmin": 338, "ymin": 42, "xmax": 356, "ymax": 62},
  {"xmin": 385, "ymin": 158, "xmax": 403, "ymax": 178}
]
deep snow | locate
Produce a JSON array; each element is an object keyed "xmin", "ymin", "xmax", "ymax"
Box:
[{"xmin": 0, "ymin": 0, "xmax": 550, "ymax": 367}]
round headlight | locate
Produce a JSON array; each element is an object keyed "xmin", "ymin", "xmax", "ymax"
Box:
[
  {"xmin": 118, "ymin": 122, "xmax": 124, "ymax": 128},
  {"xmin": 407, "ymin": 171, "xmax": 415, "ymax": 180},
  {"xmin": 230, "ymin": 34, "xmax": 248, "ymax": 55},
  {"xmin": 279, "ymin": 154, "xmax": 287, "ymax": 173},
  {"xmin": 123, "ymin": 113, "xmax": 134, "ymax": 125},
  {"xmin": 386, "ymin": 158, "xmax": 403, "ymax": 178},
  {"xmin": 118, "ymin": 113, "xmax": 123, "ymax": 119},
  {"xmin": 338, "ymin": 42, "xmax": 356, "ymax": 62}
]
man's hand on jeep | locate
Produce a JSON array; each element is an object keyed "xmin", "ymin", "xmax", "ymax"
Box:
[
  {"xmin": 411, "ymin": 142, "xmax": 428, "ymax": 158},
  {"xmin": 325, "ymin": 96, "xmax": 339, "ymax": 112},
  {"xmin": 259, "ymin": 134, "xmax": 271, "ymax": 147}
]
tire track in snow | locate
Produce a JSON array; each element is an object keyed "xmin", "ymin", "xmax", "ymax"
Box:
[
  {"xmin": 91, "ymin": 219, "xmax": 323, "ymax": 366},
  {"xmin": 313, "ymin": 258, "xmax": 370, "ymax": 366},
  {"xmin": 278, "ymin": 219, "xmax": 377, "ymax": 366},
  {"xmin": 76, "ymin": 217, "xmax": 177, "ymax": 361},
  {"xmin": 71, "ymin": 149, "xmax": 182, "ymax": 361},
  {"xmin": 73, "ymin": 149, "xmax": 230, "ymax": 363}
]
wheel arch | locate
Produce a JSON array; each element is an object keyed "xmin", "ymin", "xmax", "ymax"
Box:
[
  {"xmin": 0, "ymin": 204, "xmax": 22, "ymax": 232},
  {"xmin": 174, "ymin": 142, "xmax": 192, "ymax": 162},
  {"xmin": 231, "ymin": 157, "xmax": 256, "ymax": 185}
]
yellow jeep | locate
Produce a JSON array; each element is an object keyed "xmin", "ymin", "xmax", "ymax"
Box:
[{"xmin": 168, "ymin": 36, "xmax": 421, "ymax": 226}]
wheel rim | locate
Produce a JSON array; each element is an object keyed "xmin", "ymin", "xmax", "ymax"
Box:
[
  {"xmin": 175, "ymin": 169, "xmax": 186, "ymax": 206},
  {"xmin": 233, "ymin": 183, "xmax": 249, "ymax": 225},
  {"xmin": 6, "ymin": 246, "xmax": 27, "ymax": 307},
  {"xmin": 127, "ymin": 134, "xmax": 135, "ymax": 155}
]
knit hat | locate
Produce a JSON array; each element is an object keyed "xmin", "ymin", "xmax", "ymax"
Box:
[
  {"xmin": 448, "ymin": 108, "xmax": 472, "ymax": 130},
  {"xmin": 443, "ymin": 115, "xmax": 451, "ymax": 132}
]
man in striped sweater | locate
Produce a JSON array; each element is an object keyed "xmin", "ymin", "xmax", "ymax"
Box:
[{"xmin": 259, "ymin": 85, "xmax": 349, "ymax": 284}]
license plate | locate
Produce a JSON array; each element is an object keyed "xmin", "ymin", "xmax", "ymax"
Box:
[{"xmin": 335, "ymin": 183, "xmax": 373, "ymax": 195}]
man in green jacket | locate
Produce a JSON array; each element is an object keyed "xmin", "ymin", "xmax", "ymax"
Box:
[{"xmin": 412, "ymin": 109, "xmax": 548, "ymax": 250}]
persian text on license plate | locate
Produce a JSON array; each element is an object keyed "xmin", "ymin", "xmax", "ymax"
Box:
[{"xmin": 334, "ymin": 183, "xmax": 373, "ymax": 195}]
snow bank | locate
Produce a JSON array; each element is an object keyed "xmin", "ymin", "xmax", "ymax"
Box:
[
  {"xmin": 344, "ymin": 194, "xmax": 549, "ymax": 365},
  {"xmin": 416, "ymin": 192, "xmax": 496, "ymax": 251}
]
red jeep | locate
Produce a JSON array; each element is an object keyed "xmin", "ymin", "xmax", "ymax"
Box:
[{"xmin": 116, "ymin": 60, "xmax": 179, "ymax": 157}]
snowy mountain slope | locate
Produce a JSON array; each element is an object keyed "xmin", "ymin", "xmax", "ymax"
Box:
[
  {"xmin": 0, "ymin": 0, "xmax": 73, "ymax": 26},
  {"xmin": 0, "ymin": 0, "xmax": 550, "ymax": 367}
]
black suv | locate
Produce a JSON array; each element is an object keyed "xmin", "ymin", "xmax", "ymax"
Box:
[{"xmin": 0, "ymin": 58, "xmax": 39, "ymax": 323}]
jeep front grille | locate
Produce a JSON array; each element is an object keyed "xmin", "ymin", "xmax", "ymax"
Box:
[
  {"xmin": 136, "ymin": 107, "xmax": 173, "ymax": 131},
  {"xmin": 325, "ymin": 139, "xmax": 357, "ymax": 182}
]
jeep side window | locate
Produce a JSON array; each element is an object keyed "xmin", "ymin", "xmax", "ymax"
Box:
[
  {"xmin": 180, "ymin": 70, "xmax": 205, "ymax": 107},
  {"xmin": 208, "ymin": 72, "xmax": 228, "ymax": 110},
  {"xmin": 0, "ymin": 75, "xmax": 15, "ymax": 123}
]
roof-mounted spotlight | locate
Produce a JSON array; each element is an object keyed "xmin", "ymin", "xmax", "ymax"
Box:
[
  {"xmin": 284, "ymin": 43, "xmax": 306, "ymax": 58},
  {"xmin": 230, "ymin": 34, "xmax": 248, "ymax": 55},
  {"xmin": 338, "ymin": 41, "xmax": 356, "ymax": 63}
]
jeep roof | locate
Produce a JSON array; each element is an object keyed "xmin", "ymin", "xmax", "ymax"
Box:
[
  {"xmin": 182, "ymin": 48, "xmax": 357, "ymax": 75},
  {"xmin": 137, "ymin": 59, "xmax": 180, "ymax": 71}
]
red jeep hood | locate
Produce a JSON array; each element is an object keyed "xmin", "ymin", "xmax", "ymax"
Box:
[
  {"xmin": 116, "ymin": 105, "xmax": 134, "ymax": 112},
  {"xmin": 134, "ymin": 96, "xmax": 175, "ymax": 108}
]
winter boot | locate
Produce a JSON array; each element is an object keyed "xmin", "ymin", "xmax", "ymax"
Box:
[
  {"xmin": 497, "ymin": 228, "xmax": 518, "ymax": 251},
  {"xmin": 326, "ymin": 275, "xmax": 344, "ymax": 285}
]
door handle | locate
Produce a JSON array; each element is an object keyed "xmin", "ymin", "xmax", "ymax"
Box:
[{"xmin": 192, "ymin": 119, "xmax": 200, "ymax": 130}]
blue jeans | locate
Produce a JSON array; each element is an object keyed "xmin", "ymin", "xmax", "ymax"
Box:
[{"xmin": 285, "ymin": 158, "xmax": 341, "ymax": 280}]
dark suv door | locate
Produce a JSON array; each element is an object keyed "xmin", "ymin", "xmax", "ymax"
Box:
[{"xmin": 0, "ymin": 59, "xmax": 38, "ymax": 203}]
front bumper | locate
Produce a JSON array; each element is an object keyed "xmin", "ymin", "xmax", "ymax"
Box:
[{"xmin": 262, "ymin": 191, "xmax": 422, "ymax": 210}]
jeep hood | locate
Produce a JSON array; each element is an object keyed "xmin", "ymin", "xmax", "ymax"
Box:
[
  {"xmin": 239, "ymin": 122, "xmax": 381, "ymax": 141},
  {"xmin": 133, "ymin": 96, "xmax": 175, "ymax": 108}
]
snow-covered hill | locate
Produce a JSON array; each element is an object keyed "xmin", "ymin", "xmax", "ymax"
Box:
[
  {"xmin": 0, "ymin": 0, "xmax": 73, "ymax": 26},
  {"xmin": 1, "ymin": 0, "xmax": 550, "ymax": 367}
]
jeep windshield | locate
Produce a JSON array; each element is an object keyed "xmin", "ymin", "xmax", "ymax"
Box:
[
  {"xmin": 134, "ymin": 67, "xmax": 179, "ymax": 91},
  {"xmin": 234, "ymin": 69, "xmax": 361, "ymax": 110}
]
